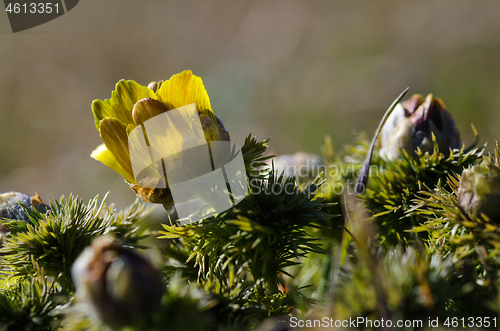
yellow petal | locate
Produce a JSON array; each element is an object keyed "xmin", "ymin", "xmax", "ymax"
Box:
[
  {"xmin": 157, "ymin": 70, "xmax": 212, "ymax": 114},
  {"xmin": 92, "ymin": 99, "xmax": 112, "ymax": 130},
  {"xmin": 99, "ymin": 118, "xmax": 134, "ymax": 182},
  {"xmin": 91, "ymin": 144, "xmax": 136, "ymax": 183},
  {"xmin": 92, "ymin": 80, "xmax": 156, "ymax": 130}
]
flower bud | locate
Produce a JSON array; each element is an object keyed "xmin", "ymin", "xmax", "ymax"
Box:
[
  {"xmin": 147, "ymin": 80, "xmax": 164, "ymax": 93},
  {"xmin": 72, "ymin": 236, "xmax": 164, "ymax": 327},
  {"xmin": 0, "ymin": 192, "xmax": 49, "ymax": 246},
  {"xmin": 269, "ymin": 152, "xmax": 324, "ymax": 181},
  {"xmin": 457, "ymin": 163, "xmax": 500, "ymax": 220},
  {"xmin": 0, "ymin": 192, "xmax": 48, "ymax": 222},
  {"xmin": 379, "ymin": 94, "xmax": 461, "ymax": 160}
]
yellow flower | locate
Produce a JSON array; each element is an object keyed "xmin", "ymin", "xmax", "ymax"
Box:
[{"xmin": 91, "ymin": 70, "xmax": 230, "ymax": 207}]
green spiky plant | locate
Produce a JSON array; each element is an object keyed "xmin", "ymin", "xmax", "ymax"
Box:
[
  {"xmin": 0, "ymin": 195, "xmax": 151, "ymax": 290},
  {"xmin": 321, "ymin": 124, "xmax": 483, "ymax": 248},
  {"xmin": 410, "ymin": 142, "xmax": 500, "ymax": 265},
  {"xmin": 158, "ymin": 134, "xmax": 331, "ymax": 328},
  {"xmin": 362, "ymin": 138, "xmax": 484, "ymax": 247},
  {"xmin": 404, "ymin": 142, "xmax": 500, "ymax": 317},
  {"xmin": 310, "ymin": 90, "xmax": 500, "ymax": 324},
  {"xmin": 334, "ymin": 243, "xmax": 463, "ymax": 323},
  {"xmin": 3, "ymin": 73, "xmax": 500, "ymax": 331},
  {"xmin": 1, "ymin": 70, "xmax": 338, "ymax": 330},
  {"xmin": 0, "ymin": 258, "xmax": 64, "ymax": 331},
  {"xmin": 0, "ymin": 134, "xmax": 333, "ymax": 331}
]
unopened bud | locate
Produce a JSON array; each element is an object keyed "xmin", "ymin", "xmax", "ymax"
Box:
[
  {"xmin": 0, "ymin": 192, "xmax": 49, "ymax": 246},
  {"xmin": 379, "ymin": 94, "xmax": 461, "ymax": 160},
  {"xmin": 147, "ymin": 80, "xmax": 163, "ymax": 93},
  {"xmin": 268, "ymin": 152, "xmax": 324, "ymax": 180},
  {"xmin": 0, "ymin": 192, "xmax": 48, "ymax": 222},
  {"xmin": 457, "ymin": 163, "xmax": 500, "ymax": 220},
  {"xmin": 72, "ymin": 236, "xmax": 164, "ymax": 327}
]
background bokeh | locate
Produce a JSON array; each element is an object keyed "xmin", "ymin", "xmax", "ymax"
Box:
[{"xmin": 1, "ymin": 0, "xmax": 500, "ymax": 208}]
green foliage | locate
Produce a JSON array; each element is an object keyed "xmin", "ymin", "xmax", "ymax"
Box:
[
  {"xmin": 0, "ymin": 195, "xmax": 151, "ymax": 289},
  {"xmin": 157, "ymin": 136, "xmax": 333, "ymax": 329},
  {"xmin": 363, "ymin": 139, "xmax": 484, "ymax": 247},
  {"xmin": 335, "ymin": 244, "xmax": 464, "ymax": 323},
  {"xmin": 0, "ymin": 135, "xmax": 337, "ymax": 331},
  {"xmin": 322, "ymin": 132, "xmax": 484, "ymax": 247},
  {"xmin": 318, "ymin": 133, "xmax": 370, "ymax": 242},
  {"xmin": 0, "ymin": 258, "xmax": 65, "ymax": 331},
  {"xmin": 240, "ymin": 134, "xmax": 273, "ymax": 180},
  {"xmin": 60, "ymin": 274, "xmax": 215, "ymax": 331},
  {"xmin": 319, "ymin": 128, "xmax": 500, "ymax": 320},
  {"xmin": 3, "ymin": 125, "xmax": 500, "ymax": 330},
  {"xmin": 105, "ymin": 198, "xmax": 153, "ymax": 247},
  {"xmin": 410, "ymin": 174, "xmax": 500, "ymax": 270},
  {"xmin": 405, "ymin": 143, "xmax": 500, "ymax": 316},
  {"xmin": 160, "ymin": 172, "xmax": 330, "ymax": 288},
  {"xmin": 205, "ymin": 279, "xmax": 308, "ymax": 330}
]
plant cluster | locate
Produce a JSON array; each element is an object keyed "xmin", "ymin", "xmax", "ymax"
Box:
[
  {"xmin": 0, "ymin": 134, "xmax": 332, "ymax": 331},
  {"xmin": 2, "ymin": 73, "xmax": 500, "ymax": 330}
]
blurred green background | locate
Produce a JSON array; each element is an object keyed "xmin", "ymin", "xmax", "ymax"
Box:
[{"xmin": 1, "ymin": 0, "xmax": 500, "ymax": 208}]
